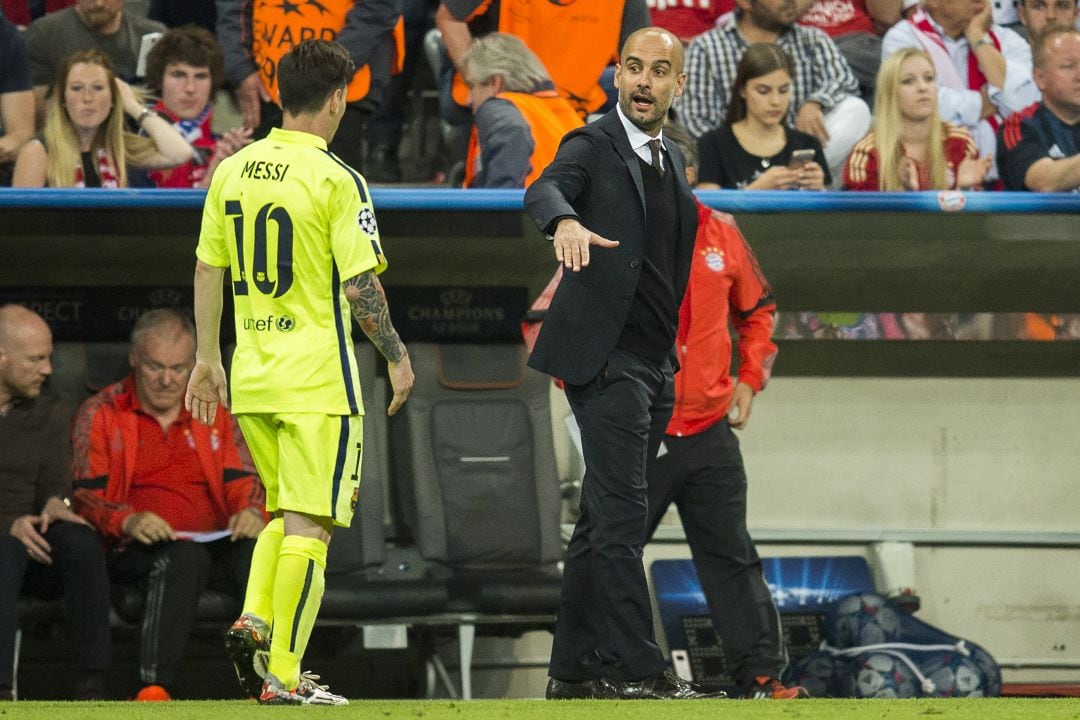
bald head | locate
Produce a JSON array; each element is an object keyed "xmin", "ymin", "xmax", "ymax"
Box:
[
  {"xmin": 0, "ymin": 305, "xmax": 50, "ymax": 351},
  {"xmin": 621, "ymin": 27, "xmax": 685, "ymax": 74},
  {"xmin": 0, "ymin": 305, "xmax": 53, "ymax": 403},
  {"xmin": 1034, "ymin": 28, "xmax": 1080, "ymax": 122},
  {"xmin": 1034, "ymin": 26, "xmax": 1080, "ymax": 69}
]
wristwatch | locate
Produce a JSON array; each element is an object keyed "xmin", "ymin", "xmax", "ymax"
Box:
[{"xmin": 972, "ymin": 35, "xmax": 994, "ymax": 50}]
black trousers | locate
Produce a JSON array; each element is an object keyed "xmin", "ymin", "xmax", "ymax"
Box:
[
  {"xmin": 0, "ymin": 522, "xmax": 112, "ymax": 692},
  {"xmin": 108, "ymin": 537, "xmax": 254, "ymax": 688},
  {"xmin": 549, "ymin": 348, "xmax": 673, "ymax": 683},
  {"xmin": 646, "ymin": 420, "xmax": 785, "ymax": 687}
]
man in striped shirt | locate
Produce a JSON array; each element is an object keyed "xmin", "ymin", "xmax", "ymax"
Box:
[{"xmin": 676, "ymin": 0, "xmax": 871, "ymax": 179}]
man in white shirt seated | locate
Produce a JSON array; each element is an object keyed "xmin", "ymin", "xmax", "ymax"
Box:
[{"xmin": 882, "ymin": 0, "xmax": 1041, "ymax": 177}]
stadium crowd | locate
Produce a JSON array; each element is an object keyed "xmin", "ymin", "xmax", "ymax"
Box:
[{"xmin": 0, "ymin": 0, "xmax": 1077, "ymax": 192}]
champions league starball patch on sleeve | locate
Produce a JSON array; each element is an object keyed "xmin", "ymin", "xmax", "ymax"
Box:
[{"xmin": 357, "ymin": 207, "xmax": 378, "ymax": 236}]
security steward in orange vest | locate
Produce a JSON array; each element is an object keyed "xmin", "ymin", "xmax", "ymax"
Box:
[
  {"xmin": 461, "ymin": 33, "xmax": 583, "ymax": 188},
  {"xmin": 435, "ymin": 0, "xmax": 649, "ymax": 125},
  {"xmin": 217, "ymin": 0, "xmax": 404, "ymax": 171}
]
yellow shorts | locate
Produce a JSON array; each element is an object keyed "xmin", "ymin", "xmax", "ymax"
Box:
[{"xmin": 236, "ymin": 413, "xmax": 363, "ymax": 527}]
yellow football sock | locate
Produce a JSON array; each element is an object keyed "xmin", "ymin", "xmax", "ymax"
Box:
[
  {"xmin": 241, "ymin": 517, "xmax": 284, "ymax": 625},
  {"xmin": 266, "ymin": 535, "xmax": 327, "ymax": 690}
]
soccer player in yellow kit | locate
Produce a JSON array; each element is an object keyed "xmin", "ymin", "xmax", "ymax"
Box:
[{"xmin": 185, "ymin": 39, "xmax": 414, "ymax": 706}]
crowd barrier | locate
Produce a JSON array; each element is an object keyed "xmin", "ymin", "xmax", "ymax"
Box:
[{"xmin": 1, "ymin": 188, "xmax": 1078, "ymax": 375}]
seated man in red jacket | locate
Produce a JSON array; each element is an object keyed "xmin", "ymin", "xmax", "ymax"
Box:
[{"xmin": 72, "ymin": 308, "xmax": 265, "ymax": 701}]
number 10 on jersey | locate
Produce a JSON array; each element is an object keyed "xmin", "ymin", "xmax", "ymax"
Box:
[{"xmin": 226, "ymin": 199, "xmax": 294, "ymax": 298}]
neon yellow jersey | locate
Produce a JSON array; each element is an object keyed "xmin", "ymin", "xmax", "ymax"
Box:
[{"xmin": 196, "ymin": 127, "xmax": 387, "ymax": 415}]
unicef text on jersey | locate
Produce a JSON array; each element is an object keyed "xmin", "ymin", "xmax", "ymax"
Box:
[{"xmin": 243, "ymin": 315, "xmax": 297, "ymax": 332}]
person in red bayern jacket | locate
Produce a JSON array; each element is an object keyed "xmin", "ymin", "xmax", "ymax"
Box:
[
  {"xmin": 646, "ymin": 123, "xmax": 805, "ymax": 700},
  {"xmin": 72, "ymin": 309, "xmax": 265, "ymax": 701}
]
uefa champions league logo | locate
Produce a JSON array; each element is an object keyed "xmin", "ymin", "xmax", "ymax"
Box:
[{"xmin": 357, "ymin": 207, "xmax": 378, "ymax": 236}]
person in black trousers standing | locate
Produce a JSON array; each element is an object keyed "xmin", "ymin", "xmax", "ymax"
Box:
[{"xmin": 524, "ymin": 26, "xmax": 718, "ymax": 701}]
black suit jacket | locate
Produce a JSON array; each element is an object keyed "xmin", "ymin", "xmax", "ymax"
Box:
[{"xmin": 524, "ymin": 109, "xmax": 698, "ymax": 385}]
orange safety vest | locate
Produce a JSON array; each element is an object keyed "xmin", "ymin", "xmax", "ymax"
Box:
[
  {"xmin": 453, "ymin": 0, "xmax": 625, "ymax": 117},
  {"xmin": 252, "ymin": 0, "xmax": 405, "ymax": 104},
  {"xmin": 1024, "ymin": 314, "xmax": 1064, "ymax": 340},
  {"xmin": 464, "ymin": 89, "xmax": 584, "ymax": 188}
]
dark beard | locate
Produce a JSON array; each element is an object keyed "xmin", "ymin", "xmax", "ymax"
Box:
[
  {"xmin": 749, "ymin": 3, "xmax": 793, "ymax": 34},
  {"xmin": 78, "ymin": 8, "xmax": 118, "ymax": 31}
]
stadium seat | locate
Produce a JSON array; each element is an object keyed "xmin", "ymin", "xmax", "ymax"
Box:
[
  {"xmin": 84, "ymin": 342, "xmax": 129, "ymax": 392},
  {"xmin": 388, "ymin": 343, "xmax": 564, "ymax": 698},
  {"xmin": 319, "ymin": 342, "xmax": 449, "ymax": 621},
  {"xmin": 47, "ymin": 342, "xmax": 90, "ymax": 408},
  {"xmin": 12, "ymin": 598, "xmax": 65, "ymax": 700}
]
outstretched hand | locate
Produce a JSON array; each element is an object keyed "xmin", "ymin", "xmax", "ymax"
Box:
[
  {"xmin": 553, "ymin": 218, "xmax": 619, "ymax": 271},
  {"xmin": 185, "ymin": 359, "xmax": 229, "ymax": 426}
]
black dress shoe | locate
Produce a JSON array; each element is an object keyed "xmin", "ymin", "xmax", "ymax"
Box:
[
  {"xmin": 612, "ymin": 670, "xmax": 728, "ymax": 699},
  {"xmin": 545, "ymin": 676, "xmax": 619, "ymax": 699}
]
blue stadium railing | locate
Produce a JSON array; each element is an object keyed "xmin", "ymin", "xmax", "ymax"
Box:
[
  {"xmin": 2, "ymin": 186, "xmax": 1080, "ymax": 212},
  {"xmin": 2, "ymin": 188, "xmax": 1078, "ymax": 376}
]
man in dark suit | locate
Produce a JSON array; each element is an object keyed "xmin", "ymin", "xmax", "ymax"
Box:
[{"xmin": 524, "ymin": 27, "xmax": 716, "ymax": 701}]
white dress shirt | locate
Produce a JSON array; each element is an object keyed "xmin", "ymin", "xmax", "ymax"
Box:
[{"xmin": 617, "ymin": 104, "xmax": 666, "ymax": 171}]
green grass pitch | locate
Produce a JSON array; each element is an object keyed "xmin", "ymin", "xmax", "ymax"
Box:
[{"xmin": 10, "ymin": 699, "xmax": 1080, "ymax": 720}]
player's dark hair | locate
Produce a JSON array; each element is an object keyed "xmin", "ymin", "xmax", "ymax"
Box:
[
  {"xmin": 144, "ymin": 24, "xmax": 225, "ymax": 95},
  {"xmin": 278, "ymin": 40, "xmax": 355, "ymax": 116}
]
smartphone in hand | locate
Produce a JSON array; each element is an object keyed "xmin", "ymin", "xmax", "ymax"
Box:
[{"xmin": 787, "ymin": 148, "xmax": 816, "ymax": 169}]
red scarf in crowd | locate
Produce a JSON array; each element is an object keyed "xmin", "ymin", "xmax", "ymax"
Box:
[
  {"xmin": 908, "ymin": 8, "xmax": 1003, "ymax": 130},
  {"xmin": 74, "ymin": 148, "xmax": 120, "ymax": 188},
  {"xmin": 146, "ymin": 101, "xmax": 214, "ymax": 188}
]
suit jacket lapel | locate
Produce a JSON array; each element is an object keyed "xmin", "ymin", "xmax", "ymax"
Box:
[{"xmin": 600, "ymin": 110, "xmax": 647, "ymax": 212}]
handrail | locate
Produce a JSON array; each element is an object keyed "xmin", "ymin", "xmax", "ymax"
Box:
[{"xmin": 2, "ymin": 187, "xmax": 1080, "ymax": 213}]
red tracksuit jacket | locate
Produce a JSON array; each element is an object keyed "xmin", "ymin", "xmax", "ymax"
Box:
[{"xmin": 667, "ymin": 201, "xmax": 778, "ymax": 437}]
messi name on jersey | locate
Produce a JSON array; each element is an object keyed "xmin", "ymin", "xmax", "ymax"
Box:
[{"xmin": 240, "ymin": 160, "xmax": 291, "ymax": 181}]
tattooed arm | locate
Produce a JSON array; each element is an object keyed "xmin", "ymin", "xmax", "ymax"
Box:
[{"xmin": 343, "ymin": 270, "xmax": 414, "ymax": 415}]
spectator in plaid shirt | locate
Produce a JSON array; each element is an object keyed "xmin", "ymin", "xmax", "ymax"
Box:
[{"xmin": 676, "ymin": 0, "xmax": 871, "ymax": 180}]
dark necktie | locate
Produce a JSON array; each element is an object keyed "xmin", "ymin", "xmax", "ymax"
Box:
[{"xmin": 648, "ymin": 138, "xmax": 664, "ymax": 176}]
